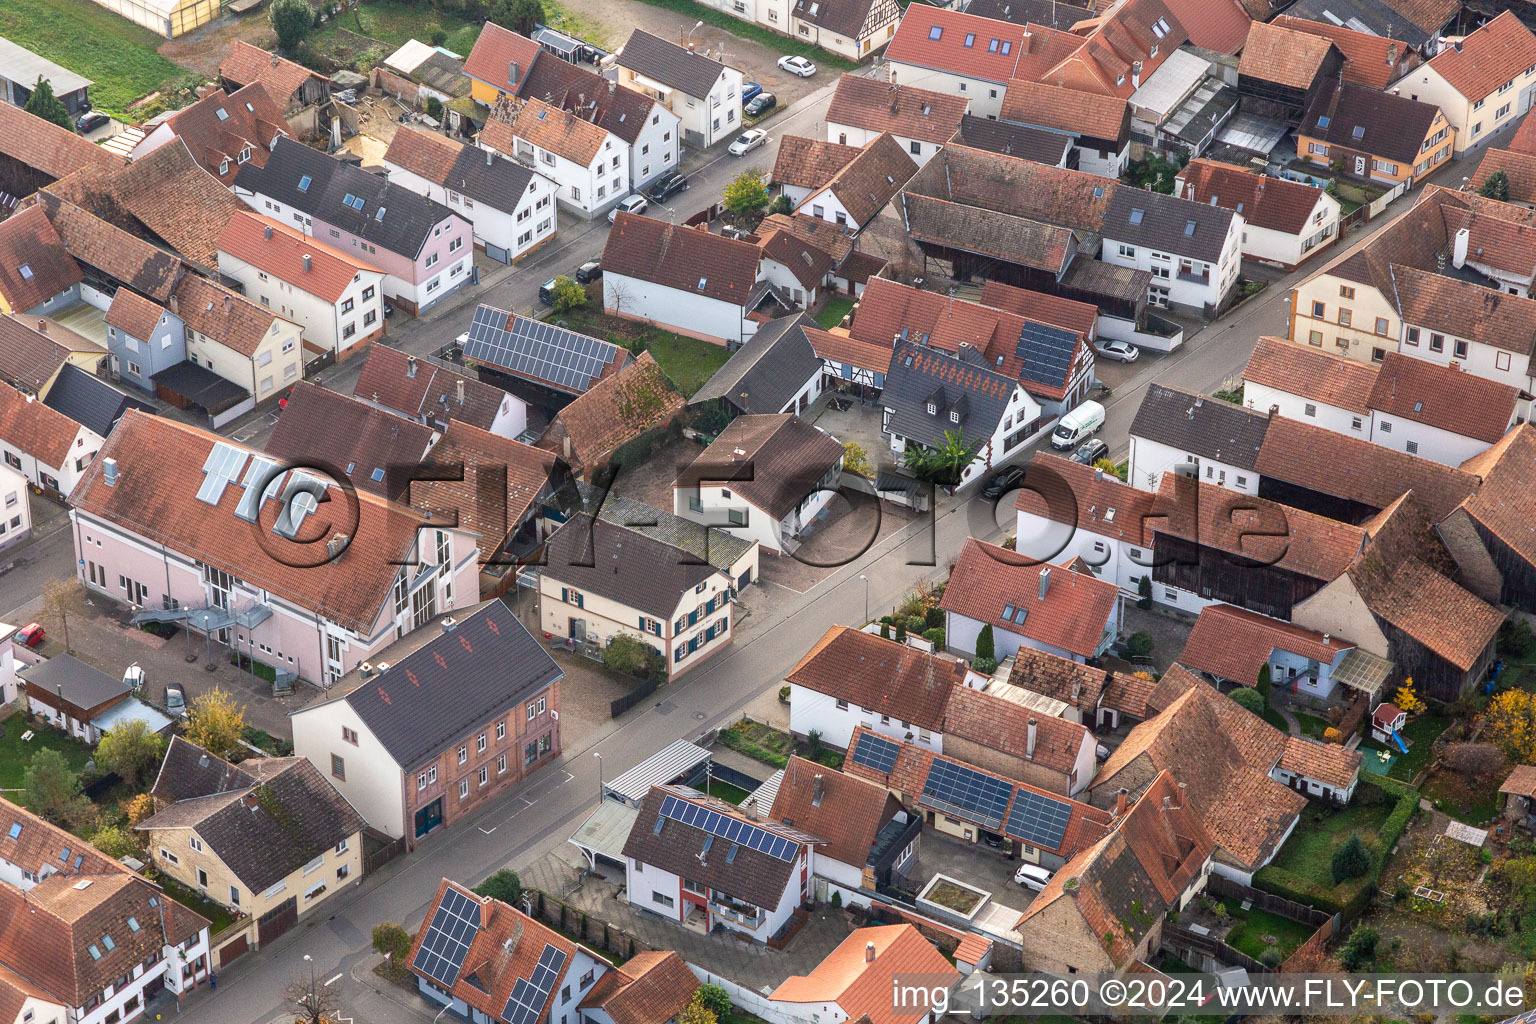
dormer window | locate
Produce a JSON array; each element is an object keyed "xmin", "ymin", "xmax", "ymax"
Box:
[
  {"xmin": 927, "ymin": 401, "xmax": 937, "ymax": 414},
  {"xmin": 239, "ymin": 145, "xmax": 253, "ymax": 163},
  {"xmin": 949, "ymin": 410, "xmax": 960, "ymax": 423},
  {"xmin": 220, "ymin": 159, "xmax": 230, "ymax": 175}
]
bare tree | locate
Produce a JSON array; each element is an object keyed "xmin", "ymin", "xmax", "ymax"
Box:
[
  {"xmin": 41, "ymin": 576, "xmax": 88, "ymax": 654},
  {"xmin": 287, "ymin": 970, "xmax": 338, "ymax": 1024},
  {"xmin": 605, "ymin": 277, "xmax": 631, "ymax": 319},
  {"xmin": 1443, "ymin": 742, "xmax": 1509, "ymax": 788}
]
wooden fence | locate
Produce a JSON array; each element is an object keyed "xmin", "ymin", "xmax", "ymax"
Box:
[
  {"xmin": 1207, "ymin": 874, "xmax": 1332, "ymax": 928},
  {"xmin": 1163, "ymin": 924, "xmax": 1271, "ymax": 974},
  {"xmin": 362, "ymin": 827, "xmax": 407, "ymax": 875}
]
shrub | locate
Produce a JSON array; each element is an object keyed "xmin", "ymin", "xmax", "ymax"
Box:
[
  {"xmin": 807, "ymin": 729, "xmax": 823, "ymax": 755},
  {"xmin": 270, "ymin": 0, "xmax": 313, "ymax": 49},
  {"xmin": 830, "ymin": 890, "xmax": 842, "ymax": 909},
  {"xmin": 971, "ymin": 656, "xmax": 997, "ymax": 675},
  {"xmin": 550, "ymin": 276, "xmax": 588, "ymax": 313},
  {"xmin": 695, "ymin": 985, "xmax": 732, "ymax": 1020},
  {"xmin": 778, "ymin": 685, "xmax": 790, "ymax": 702},
  {"xmin": 1501, "ymin": 618, "xmax": 1536, "ymax": 658},
  {"xmin": 1229, "ymin": 688, "xmax": 1265, "ymax": 715},
  {"xmin": 430, "ymin": 28, "xmax": 449, "ymax": 45},
  {"xmin": 1338, "ymin": 924, "xmax": 1379, "ymax": 971},
  {"xmin": 975, "ymin": 623, "xmax": 995, "ymax": 663},
  {"xmin": 1331, "ymin": 833, "xmax": 1373, "ymax": 884},
  {"xmin": 923, "ymin": 627, "xmax": 945, "ymax": 648},
  {"xmin": 89, "ymin": 824, "xmax": 143, "ymax": 860},
  {"xmin": 1323, "ymin": 727, "xmax": 1343, "ymax": 744},
  {"xmin": 769, "ymin": 194, "xmax": 792, "ymax": 215},
  {"xmin": 1259, "ymin": 945, "xmax": 1283, "ymax": 969},
  {"xmin": 880, "ymin": 622, "xmax": 890, "ymax": 639},
  {"xmin": 894, "ymin": 621, "xmax": 907, "ymax": 641},
  {"xmin": 1126, "ymin": 632, "xmax": 1155, "ymax": 658},
  {"xmin": 425, "ymin": 96, "xmax": 443, "ymax": 120},
  {"xmin": 904, "ymin": 615, "xmax": 926, "ymax": 636},
  {"xmin": 1136, "ymin": 574, "xmax": 1152, "ymax": 611},
  {"xmin": 474, "ymin": 869, "xmax": 522, "ymax": 906},
  {"xmin": 923, "ymin": 605, "xmax": 943, "ymax": 629},
  {"xmin": 373, "ymin": 923, "xmax": 413, "ymax": 980},
  {"xmin": 602, "ymin": 634, "xmax": 663, "ymax": 679}
]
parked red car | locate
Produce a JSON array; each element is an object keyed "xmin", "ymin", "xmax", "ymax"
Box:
[{"xmin": 15, "ymin": 623, "xmax": 45, "ymax": 648}]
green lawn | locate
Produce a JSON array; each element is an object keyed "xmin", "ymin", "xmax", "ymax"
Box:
[
  {"xmin": 815, "ymin": 297, "xmax": 855, "ymax": 330},
  {"xmin": 0, "ymin": 719, "xmax": 93, "ymax": 805},
  {"xmin": 1360, "ymin": 713, "xmax": 1449, "ymax": 782},
  {"xmin": 703, "ymin": 779, "xmax": 750, "ymax": 804},
  {"xmin": 157, "ymin": 874, "xmax": 236, "ymax": 937},
  {"xmin": 0, "ymin": 0, "xmax": 197, "ymax": 116},
  {"xmin": 309, "ymin": 1, "xmax": 609, "ymax": 71},
  {"xmin": 641, "ymin": 331, "xmax": 732, "ymax": 397},
  {"xmin": 1266, "ymin": 796, "xmax": 1396, "ymax": 890},
  {"xmin": 1224, "ymin": 906, "xmax": 1316, "ymax": 960},
  {"xmin": 1293, "ymin": 711, "xmax": 1330, "ymax": 739},
  {"xmin": 628, "ymin": 0, "xmax": 856, "ymax": 70},
  {"xmin": 1262, "ymin": 709, "xmax": 1290, "ymax": 733}
]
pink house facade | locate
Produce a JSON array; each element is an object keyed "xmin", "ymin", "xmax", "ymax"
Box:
[{"xmin": 69, "ymin": 411, "xmax": 481, "ymax": 686}]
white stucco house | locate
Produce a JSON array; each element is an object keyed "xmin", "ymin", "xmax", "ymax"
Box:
[{"xmin": 1101, "ymin": 187, "xmax": 1243, "ymax": 317}]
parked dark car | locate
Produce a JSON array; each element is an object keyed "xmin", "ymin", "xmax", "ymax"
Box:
[
  {"xmin": 645, "ymin": 172, "xmax": 689, "ymax": 202},
  {"xmin": 742, "ymin": 81, "xmax": 762, "ymax": 104},
  {"xmin": 745, "ymin": 93, "xmax": 777, "ymax": 118},
  {"xmin": 1072, "ymin": 438, "xmax": 1110, "ymax": 465},
  {"xmin": 539, "ymin": 278, "xmax": 558, "ymax": 305},
  {"xmin": 75, "ymin": 110, "xmax": 111, "ymax": 133},
  {"xmin": 979, "ymin": 464, "xmax": 1026, "ymax": 499},
  {"xmin": 575, "ymin": 259, "xmax": 602, "ymax": 284}
]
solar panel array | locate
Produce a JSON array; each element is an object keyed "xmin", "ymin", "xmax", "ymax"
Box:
[
  {"xmin": 1005, "ymin": 786, "xmax": 1074, "ymax": 850},
  {"xmin": 659, "ymin": 794, "xmax": 799, "ymax": 862},
  {"xmin": 196, "ymin": 443, "xmax": 250, "ymax": 506},
  {"xmin": 412, "ymin": 886, "xmax": 480, "ymax": 987},
  {"xmin": 461, "ymin": 307, "xmax": 619, "ymax": 394},
  {"xmin": 920, "ymin": 757, "xmax": 1012, "ymax": 829},
  {"xmin": 850, "ymin": 732, "xmax": 900, "ymax": 774},
  {"xmin": 502, "ymin": 944, "xmax": 567, "ymax": 1024},
  {"xmin": 1016, "ymin": 321, "xmax": 1078, "ymax": 390}
]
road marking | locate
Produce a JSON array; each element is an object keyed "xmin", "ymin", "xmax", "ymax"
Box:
[
  {"xmin": 324, "ymin": 973, "xmax": 343, "ymax": 987},
  {"xmin": 479, "ymin": 825, "xmax": 498, "ymax": 834},
  {"xmin": 557, "ymin": 771, "xmax": 574, "ymax": 786}
]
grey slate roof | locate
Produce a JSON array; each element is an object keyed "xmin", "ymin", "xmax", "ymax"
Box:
[
  {"xmin": 19, "ymin": 654, "xmax": 128, "ymax": 712},
  {"xmin": 961, "ymin": 0, "xmax": 1093, "ymax": 29},
  {"xmin": 882, "ymin": 340, "xmax": 1016, "ymax": 450},
  {"xmin": 1129, "ymin": 384, "xmax": 1271, "ymax": 471},
  {"xmin": 950, "ymin": 115, "xmax": 1072, "ymax": 166},
  {"xmin": 618, "ymin": 30, "xmax": 726, "ymax": 99},
  {"xmin": 138, "ymin": 754, "xmax": 365, "ymax": 893},
  {"xmin": 690, "ymin": 313, "xmax": 823, "ymax": 414},
  {"xmin": 543, "ymin": 514, "xmax": 723, "ymax": 619},
  {"xmin": 337, "ymin": 601, "xmax": 562, "ymax": 770},
  {"xmin": 42, "ymin": 363, "xmax": 154, "ymax": 439},
  {"xmin": 561, "ymin": 482, "xmax": 756, "ymax": 573},
  {"xmin": 1284, "ymin": 0, "xmax": 1446, "ymax": 49},
  {"xmin": 1103, "ymin": 186, "xmax": 1235, "ymax": 265},
  {"xmin": 390, "ymin": 128, "xmax": 538, "ymax": 211},
  {"xmin": 234, "ymin": 137, "xmax": 455, "ymax": 261},
  {"xmin": 151, "ymin": 735, "xmax": 261, "ymax": 805}
]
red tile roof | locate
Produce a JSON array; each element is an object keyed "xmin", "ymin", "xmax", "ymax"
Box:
[
  {"xmin": 1393, "ymin": 264, "xmax": 1536, "ymax": 357},
  {"xmin": 409, "ymin": 879, "xmax": 589, "ymax": 1024},
  {"xmin": 1176, "ymin": 159, "xmax": 1332, "ymax": 234},
  {"xmin": 940, "ymin": 538, "xmax": 1120, "ymax": 658},
  {"xmin": 826, "ymin": 75, "xmax": 971, "ymax": 144},
  {"xmin": 1271, "ymin": 15, "xmax": 1413, "ymax": 88},
  {"xmin": 481, "ymin": 95, "xmax": 609, "ymax": 166},
  {"xmin": 0, "ymin": 103, "xmax": 121, "ymax": 184},
  {"xmin": 0, "ymin": 206, "xmax": 82, "ymax": 313},
  {"xmin": 786, "ymin": 625, "xmax": 965, "ymax": 731},
  {"xmin": 803, "ymin": 326, "xmax": 891, "ymax": 373},
  {"xmin": 885, "ymin": 8, "xmax": 1050, "ymax": 84},
  {"xmin": 0, "ymin": 382, "xmax": 87, "ymax": 466},
  {"xmin": 1007, "ymin": 647, "xmax": 1106, "ymax": 711},
  {"xmin": 1159, "ymin": 0, "xmax": 1251, "ymax": 53},
  {"xmin": 999, "ymin": 79, "xmax": 1129, "ymax": 142},
  {"xmin": 1426, "ymin": 10, "xmax": 1536, "ymax": 101},
  {"xmin": 1239, "ymin": 20, "xmax": 1339, "ymax": 89},
  {"xmin": 602, "ymin": 213, "xmax": 761, "ymax": 306},
  {"xmin": 1037, "ymin": 0, "xmax": 1190, "ymax": 98},
  {"xmin": 812, "ymin": 133, "xmax": 918, "ymax": 226},
  {"xmin": 772, "ymin": 135, "xmax": 862, "ymax": 191},
  {"xmin": 941, "ymin": 685, "xmax": 1093, "ymax": 775},
  {"xmin": 1013, "ymin": 452, "xmax": 1161, "ymax": 545},
  {"xmin": 463, "ymin": 21, "xmax": 544, "ymax": 93},
  {"xmin": 1456, "ymin": 424, "xmax": 1536, "ymax": 573},
  {"xmin": 412, "ymin": 420, "xmax": 555, "ymax": 565},
  {"xmin": 353, "ymin": 346, "xmax": 516, "ymax": 433},
  {"xmin": 171, "ymin": 274, "xmax": 287, "ymax": 359},
  {"xmin": 1242, "ymin": 336, "xmax": 1377, "ymax": 413},
  {"xmin": 217, "ymin": 210, "xmax": 373, "ymax": 304},
  {"xmin": 1179, "ymin": 603, "xmax": 1349, "ymax": 686},
  {"xmin": 158, "ymin": 84, "xmax": 288, "ymax": 185},
  {"xmin": 1153, "ymin": 474, "xmax": 1367, "ymax": 582},
  {"xmin": 773, "ymin": 926, "xmax": 959, "ymax": 1024},
  {"xmin": 1510, "ymin": 111, "xmax": 1536, "ymax": 155},
  {"xmin": 1368, "ymin": 351, "xmax": 1518, "ymax": 444},
  {"xmin": 978, "ymin": 279, "xmax": 1098, "ymax": 338},
  {"xmin": 1279, "ymin": 735, "xmax": 1360, "ymax": 789},
  {"xmin": 768, "ymin": 757, "xmax": 899, "ymax": 867},
  {"xmin": 1475, "ymin": 147, "xmax": 1536, "ymax": 205},
  {"xmin": 578, "ymin": 952, "xmax": 698, "ymax": 1024},
  {"xmin": 540, "ymin": 350, "xmax": 684, "ymax": 471},
  {"xmin": 219, "ymin": 40, "xmax": 324, "ymax": 106},
  {"xmin": 104, "ymin": 288, "xmax": 166, "ymax": 344}
]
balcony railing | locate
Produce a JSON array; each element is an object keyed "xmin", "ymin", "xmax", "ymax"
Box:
[{"xmin": 1177, "ymin": 267, "xmax": 1210, "ymax": 284}]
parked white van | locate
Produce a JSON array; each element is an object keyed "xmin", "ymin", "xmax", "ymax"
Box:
[{"xmin": 1050, "ymin": 400, "xmax": 1106, "ymax": 450}]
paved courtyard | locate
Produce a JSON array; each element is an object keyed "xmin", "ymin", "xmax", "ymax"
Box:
[{"xmin": 521, "ymin": 848, "xmax": 855, "ymax": 990}]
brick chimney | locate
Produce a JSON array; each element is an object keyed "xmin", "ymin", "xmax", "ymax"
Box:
[
  {"xmin": 1026, "ymin": 719, "xmax": 1037, "ymax": 758},
  {"xmin": 1115, "ymin": 788, "xmax": 1129, "ymax": 816}
]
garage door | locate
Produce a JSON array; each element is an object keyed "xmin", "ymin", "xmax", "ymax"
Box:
[
  {"xmin": 218, "ymin": 934, "xmax": 249, "ymax": 968},
  {"xmin": 258, "ymin": 897, "xmax": 298, "ymax": 946}
]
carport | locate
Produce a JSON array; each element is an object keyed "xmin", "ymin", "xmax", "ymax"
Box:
[{"xmin": 568, "ymin": 799, "xmax": 640, "ymax": 869}]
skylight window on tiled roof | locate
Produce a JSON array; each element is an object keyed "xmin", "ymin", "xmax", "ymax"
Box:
[
  {"xmin": 298, "ymin": 175, "xmax": 312, "ymax": 191},
  {"xmin": 1184, "ymin": 220, "xmax": 1197, "ymax": 236},
  {"xmin": 1001, "ymin": 41, "xmax": 1011, "ymax": 54},
  {"xmin": 59, "ymin": 847, "xmax": 69, "ymax": 862},
  {"xmin": 216, "ymin": 108, "xmax": 229, "ymax": 121},
  {"xmin": 929, "ymin": 24, "xmax": 942, "ymax": 39},
  {"xmin": 18, "ymin": 263, "xmax": 32, "ymax": 280},
  {"xmin": 988, "ymin": 38, "xmax": 999, "ymax": 52},
  {"xmin": 128, "ymin": 917, "xmax": 141, "ymax": 932},
  {"xmin": 7, "ymin": 823, "xmax": 20, "ymax": 840},
  {"xmin": 965, "ymin": 33, "xmax": 975, "ymax": 47},
  {"xmin": 1318, "ymin": 116, "xmax": 1331, "ymax": 128},
  {"xmin": 87, "ymin": 945, "xmax": 101, "ymax": 960},
  {"xmin": 1130, "ymin": 208, "xmax": 1145, "ymax": 225},
  {"xmin": 1003, "ymin": 602, "xmax": 1016, "ymax": 619},
  {"xmin": 1352, "ymin": 125, "xmax": 1365, "ymax": 140},
  {"xmin": 101, "ymin": 933, "xmax": 116, "ymax": 952}
]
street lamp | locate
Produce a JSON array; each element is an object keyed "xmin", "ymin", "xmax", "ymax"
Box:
[
  {"xmin": 686, "ymin": 19, "xmax": 703, "ymax": 47},
  {"xmin": 302, "ymin": 954, "xmax": 317, "ymax": 1023},
  {"xmin": 593, "ymin": 751, "xmax": 603, "ymax": 803},
  {"xmin": 858, "ymin": 574, "xmax": 869, "ymax": 625}
]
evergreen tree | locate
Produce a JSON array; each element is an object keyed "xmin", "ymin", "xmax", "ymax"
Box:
[{"xmin": 23, "ymin": 78, "xmax": 74, "ymax": 132}]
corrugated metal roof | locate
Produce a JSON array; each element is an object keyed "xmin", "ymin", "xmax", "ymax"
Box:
[{"xmin": 605, "ymin": 739, "xmax": 712, "ymax": 806}]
